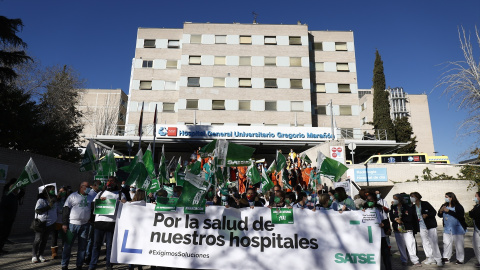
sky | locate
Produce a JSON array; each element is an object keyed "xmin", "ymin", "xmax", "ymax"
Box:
[{"xmin": 2, "ymin": 0, "xmax": 480, "ymax": 163}]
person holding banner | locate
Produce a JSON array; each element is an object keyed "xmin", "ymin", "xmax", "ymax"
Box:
[
  {"xmin": 89, "ymin": 177, "xmax": 126, "ymax": 270},
  {"xmin": 61, "ymin": 181, "xmax": 94, "ymax": 270},
  {"xmin": 32, "ymin": 184, "xmax": 57, "ymax": 263},
  {"xmin": 334, "ymin": 187, "xmax": 356, "ymax": 211},
  {"xmin": 313, "ymin": 193, "xmax": 331, "ymax": 210},
  {"xmin": 0, "ymin": 178, "xmax": 25, "ymax": 255}
]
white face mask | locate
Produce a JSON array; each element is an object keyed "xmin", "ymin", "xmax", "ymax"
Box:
[
  {"xmin": 392, "ymin": 199, "xmax": 399, "ymax": 205},
  {"xmin": 445, "ymin": 197, "xmax": 450, "ymax": 203},
  {"xmin": 410, "ymin": 197, "xmax": 416, "ymax": 203}
]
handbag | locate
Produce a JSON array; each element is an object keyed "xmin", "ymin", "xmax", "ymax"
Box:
[{"xmin": 30, "ymin": 217, "xmax": 47, "ymax": 233}]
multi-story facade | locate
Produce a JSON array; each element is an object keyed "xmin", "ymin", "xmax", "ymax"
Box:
[
  {"xmin": 125, "ymin": 23, "xmax": 359, "ymax": 132},
  {"xmin": 78, "ymin": 88, "xmax": 128, "ymax": 145}
]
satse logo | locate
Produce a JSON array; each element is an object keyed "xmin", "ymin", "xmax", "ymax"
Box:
[{"xmin": 158, "ymin": 127, "xmax": 177, "ymax": 136}]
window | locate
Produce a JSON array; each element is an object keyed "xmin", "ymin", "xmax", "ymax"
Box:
[
  {"xmin": 211, "ymin": 123, "xmax": 224, "ymax": 126},
  {"xmin": 214, "ymin": 56, "xmax": 226, "ymax": 65},
  {"xmin": 264, "ymin": 36, "xmax": 276, "ymax": 45},
  {"xmin": 215, "ymin": 35, "xmax": 226, "ymax": 44},
  {"xmin": 289, "ymin": 36, "xmax": 302, "ymax": 45},
  {"xmin": 212, "ymin": 100, "xmax": 225, "ymax": 110},
  {"xmin": 316, "ymin": 83, "xmax": 326, "ymax": 93},
  {"xmin": 290, "ymin": 57, "xmax": 301, "ymax": 67},
  {"xmin": 185, "ymin": 123, "xmax": 194, "ymax": 126},
  {"xmin": 362, "ymin": 117, "xmax": 367, "ymax": 125},
  {"xmin": 264, "ymin": 57, "xmax": 276, "ymax": 66},
  {"xmin": 213, "ymin": 78, "xmax": 225, "ymax": 87},
  {"xmin": 316, "ymin": 105, "xmax": 327, "ymax": 115},
  {"xmin": 239, "ymin": 56, "xmax": 251, "ymax": 66},
  {"xmin": 187, "ymin": 77, "xmax": 200, "ymax": 87},
  {"xmin": 291, "ymin": 101, "xmax": 303, "ymax": 112},
  {"xmin": 142, "ymin": 60, "xmax": 153, "ymax": 68},
  {"xmin": 339, "ymin": 105, "xmax": 352, "ymax": 115},
  {"xmin": 240, "ymin": 35, "xmax": 252, "ymax": 44},
  {"xmin": 315, "ymin": 62, "xmax": 324, "ymax": 71},
  {"xmin": 313, "ymin": 42, "xmax": 323, "ymax": 51},
  {"xmin": 239, "ymin": 78, "xmax": 252, "ymax": 88},
  {"xmin": 189, "ymin": 56, "xmax": 201, "ymax": 65},
  {"xmin": 335, "ymin": 42, "xmax": 348, "ymax": 51},
  {"xmin": 166, "ymin": 60, "xmax": 177, "ymax": 69},
  {"xmin": 139, "ymin": 81, "xmax": 152, "ymax": 90},
  {"xmin": 264, "ymin": 78, "xmax": 277, "ymax": 88},
  {"xmin": 165, "ymin": 81, "xmax": 176, "ymax": 90},
  {"xmin": 265, "ymin": 101, "xmax": 277, "ymax": 111},
  {"xmin": 338, "ymin": 84, "xmax": 351, "ymax": 93},
  {"xmin": 239, "ymin": 100, "xmax": 250, "ymax": 111},
  {"xmin": 336, "ymin": 63, "xmax": 349, "ymax": 72},
  {"xmin": 341, "ymin": 128, "xmax": 354, "ymax": 139},
  {"xmin": 144, "ymin": 39, "xmax": 155, "ymax": 48},
  {"xmin": 361, "ymin": 102, "xmax": 367, "ymax": 111},
  {"xmin": 238, "ymin": 124, "xmax": 251, "ymax": 126},
  {"xmin": 190, "ymin": 35, "xmax": 201, "ymax": 44},
  {"xmin": 290, "ymin": 79, "xmax": 303, "ymax": 89},
  {"xmin": 168, "ymin": 40, "xmax": 180, "ymax": 48},
  {"xmin": 186, "ymin": 99, "xmax": 198, "ymax": 109},
  {"xmin": 163, "ymin": 103, "xmax": 175, "ymax": 112}
]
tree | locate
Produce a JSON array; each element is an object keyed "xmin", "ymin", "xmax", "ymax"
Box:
[
  {"xmin": 437, "ymin": 26, "xmax": 480, "ymax": 143},
  {"xmin": 36, "ymin": 65, "xmax": 85, "ymax": 162},
  {"xmin": 394, "ymin": 116, "xmax": 417, "ymax": 153},
  {"xmin": 82, "ymin": 92, "xmax": 122, "ymax": 136},
  {"xmin": 372, "ymin": 50, "xmax": 395, "ymax": 140},
  {"xmin": 0, "ymin": 16, "xmax": 31, "ymax": 84}
]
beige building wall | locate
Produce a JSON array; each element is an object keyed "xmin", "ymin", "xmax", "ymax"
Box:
[
  {"xmin": 78, "ymin": 89, "xmax": 128, "ymax": 142},
  {"xmin": 409, "ymin": 94, "xmax": 435, "ymax": 155}
]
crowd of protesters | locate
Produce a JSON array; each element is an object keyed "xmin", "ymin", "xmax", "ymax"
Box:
[{"xmin": 1, "ymin": 148, "xmax": 480, "ymax": 269}]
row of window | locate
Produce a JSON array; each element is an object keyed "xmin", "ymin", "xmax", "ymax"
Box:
[
  {"xmin": 315, "ymin": 83, "xmax": 352, "ymax": 93},
  {"xmin": 142, "ymin": 37, "xmax": 348, "ymax": 52},
  {"xmin": 315, "ymin": 105, "xmax": 353, "ymax": 115}
]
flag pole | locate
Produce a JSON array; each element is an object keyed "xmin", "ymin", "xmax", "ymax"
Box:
[
  {"xmin": 152, "ymin": 104, "xmax": 157, "ymax": 175},
  {"xmin": 138, "ymin": 101, "xmax": 144, "ymax": 152}
]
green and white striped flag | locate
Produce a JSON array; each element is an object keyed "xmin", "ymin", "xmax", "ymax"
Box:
[
  {"xmin": 120, "ymin": 149, "xmax": 142, "ymax": 173},
  {"xmin": 246, "ymin": 161, "xmax": 261, "ymax": 185},
  {"xmin": 8, "ymin": 158, "xmax": 42, "ymax": 194},
  {"xmin": 266, "ymin": 160, "xmax": 276, "ymax": 174},
  {"xmin": 282, "ymin": 169, "xmax": 292, "ymax": 190},
  {"xmin": 98, "ymin": 147, "xmax": 117, "ymax": 177},
  {"xmin": 158, "ymin": 145, "xmax": 168, "ymax": 184},
  {"xmin": 176, "ymin": 171, "xmax": 211, "ymax": 209},
  {"xmin": 316, "ymin": 151, "xmax": 348, "ymax": 182},
  {"xmin": 143, "ymin": 144, "xmax": 156, "ymax": 180},
  {"xmin": 214, "ymin": 139, "xmax": 255, "ymax": 167},
  {"xmin": 276, "ymin": 150, "xmax": 287, "ymax": 172},
  {"xmin": 79, "ymin": 141, "xmax": 98, "ymax": 172},
  {"xmin": 125, "ymin": 154, "xmax": 150, "ymax": 189},
  {"xmin": 261, "ymin": 168, "xmax": 274, "ymax": 194}
]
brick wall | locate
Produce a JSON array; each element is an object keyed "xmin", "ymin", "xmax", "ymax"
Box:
[{"xmin": 0, "ymin": 147, "xmax": 94, "ymax": 235}]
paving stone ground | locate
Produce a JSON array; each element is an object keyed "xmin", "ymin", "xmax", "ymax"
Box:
[{"xmin": 0, "ymin": 228, "xmax": 478, "ymax": 269}]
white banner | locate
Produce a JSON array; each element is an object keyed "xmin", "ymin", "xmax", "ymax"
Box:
[{"xmin": 112, "ymin": 203, "xmax": 381, "ymax": 270}]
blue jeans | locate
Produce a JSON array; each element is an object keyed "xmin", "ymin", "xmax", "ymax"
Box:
[
  {"xmin": 89, "ymin": 228, "xmax": 114, "ymax": 269},
  {"xmin": 85, "ymin": 223, "xmax": 94, "ymax": 259},
  {"xmin": 61, "ymin": 223, "xmax": 89, "ymax": 268}
]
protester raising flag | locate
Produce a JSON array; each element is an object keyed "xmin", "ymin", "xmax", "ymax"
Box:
[
  {"xmin": 276, "ymin": 150, "xmax": 287, "ymax": 172},
  {"xmin": 316, "ymin": 151, "xmax": 348, "ymax": 182},
  {"xmin": 246, "ymin": 161, "xmax": 261, "ymax": 185},
  {"xmin": 120, "ymin": 149, "xmax": 143, "ymax": 173},
  {"xmin": 8, "ymin": 158, "xmax": 42, "ymax": 194},
  {"xmin": 79, "ymin": 141, "xmax": 98, "ymax": 172},
  {"xmin": 143, "ymin": 144, "xmax": 156, "ymax": 180}
]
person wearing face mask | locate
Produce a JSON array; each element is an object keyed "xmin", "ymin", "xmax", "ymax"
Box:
[
  {"xmin": 328, "ymin": 190, "xmax": 338, "ymax": 210},
  {"xmin": 32, "ymin": 184, "xmax": 58, "ymax": 263},
  {"xmin": 294, "ymin": 192, "xmax": 309, "ymax": 209},
  {"xmin": 245, "ymin": 188, "xmax": 264, "ymax": 208},
  {"xmin": 51, "ymin": 187, "xmax": 67, "ymax": 259},
  {"xmin": 334, "ymin": 187, "xmax": 356, "ymax": 212},
  {"xmin": 314, "ymin": 194, "xmax": 331, "ymax": 211},
  {"xmin": 84, "ymin": 180, "xmax": 102, "ymax": 264},
  {"xmin": 409, "ymin": 192, "xmax": 442, "ymax": 266},
  {"xmin": 61, "ymin": 181, "xmax": 94, "ymax": 270},
  {"xmin": 438, "ymin": 192, "xmax": 467, "ymax": 265},
  {"xmin": 203, "ymin": 158, "xmax": 212, "ymax": 182},
  {"xmin": 389, "ymin": 194, "xmax": 421, "ymax": 266},
  {"xmin": 375, "ymin": 190, "xmax": 390, "ymax": 219},
  {"xmin": 285, "ymin": 192, "xmax": 296, "ymax": 208},
  {"xmin": 365, "ymin": 194, "xmax": 392, "ymax": 270},
  {"xmin": 129, "ymin": 185, "xmax": 136, "ymax": 200},
  {"xmin": 469, "ymin": 192, "xmax": 480, "ymax": 268}
]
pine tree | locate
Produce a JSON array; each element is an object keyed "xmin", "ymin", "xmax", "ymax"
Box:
[
  {"xmin": 0, "ymin": 16, "xmax": 31, "ymax": 84},
  {"xmin": 394, "ymin": 116, "xmax": 417, "ymax": 153},
  {"xmin": 372, "ymin": 50, "xmax": 395, "ymax": 140}
]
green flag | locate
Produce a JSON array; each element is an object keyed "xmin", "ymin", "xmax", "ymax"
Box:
[
  {"xmin": 143, "ymin": 144, "xmax": 156, "ymax": 180},
  {"xmin": 300, "ymin": 154, "xmax": 312, "ymax": 164},
  {"xmin": 176, "ymin": 171, "xmax": 211, "ymax": 211},
  {"xmin": 215, "ymin": 139, "xmax": 256, "ymax": 167},
  {"xmin": 158, "ymin": 145, "xmax": 168, "ymax": 184},
  {"xmin": 266, "ymin": 160, "xmax": 276, "ymax": 174},
  {"xmin": 98, "ymin": 148, "xmax": 117, "ymax": 177},
  {"xmin": 199, "ymin": 140, "xmax": 217, "ymax": 158},
  {"xmin": 147, "ymin": 177, "xmax": 161, "ymax": 195},
  {"xmin": 276, "ymin": 150, "xmax": 287, "ymax": 172},
  {"xmin": 246, "ymin": 161, "xmax": 261, "ymax": 185},
  {"xmin": 8, "ymin": 158, "xmax": 42, "ymax": 194},
  {"xmin": 79, "ymin": 141, "xmax": 98, "ymax": 172},
  {"xmin": 163, "ymin": 185, "xmax": 174, "ymax": 197},
  {"xmin": 186, "ymin": 161, "xmax": 202, "ymax": 175},
  {"xmin": 316, "ymin": 151, "xmax": 348, "ymax": 182},
  {"xmin": 125, "ymin": 155, "xmax": 150, "ymax": 189},
  {"xmin": 119, "ymin": 149, "xmax": 142, "ymax": 173},
  {"xmin": 261, "ymin": 168, "xmax": 274, "ymax": 194}
]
